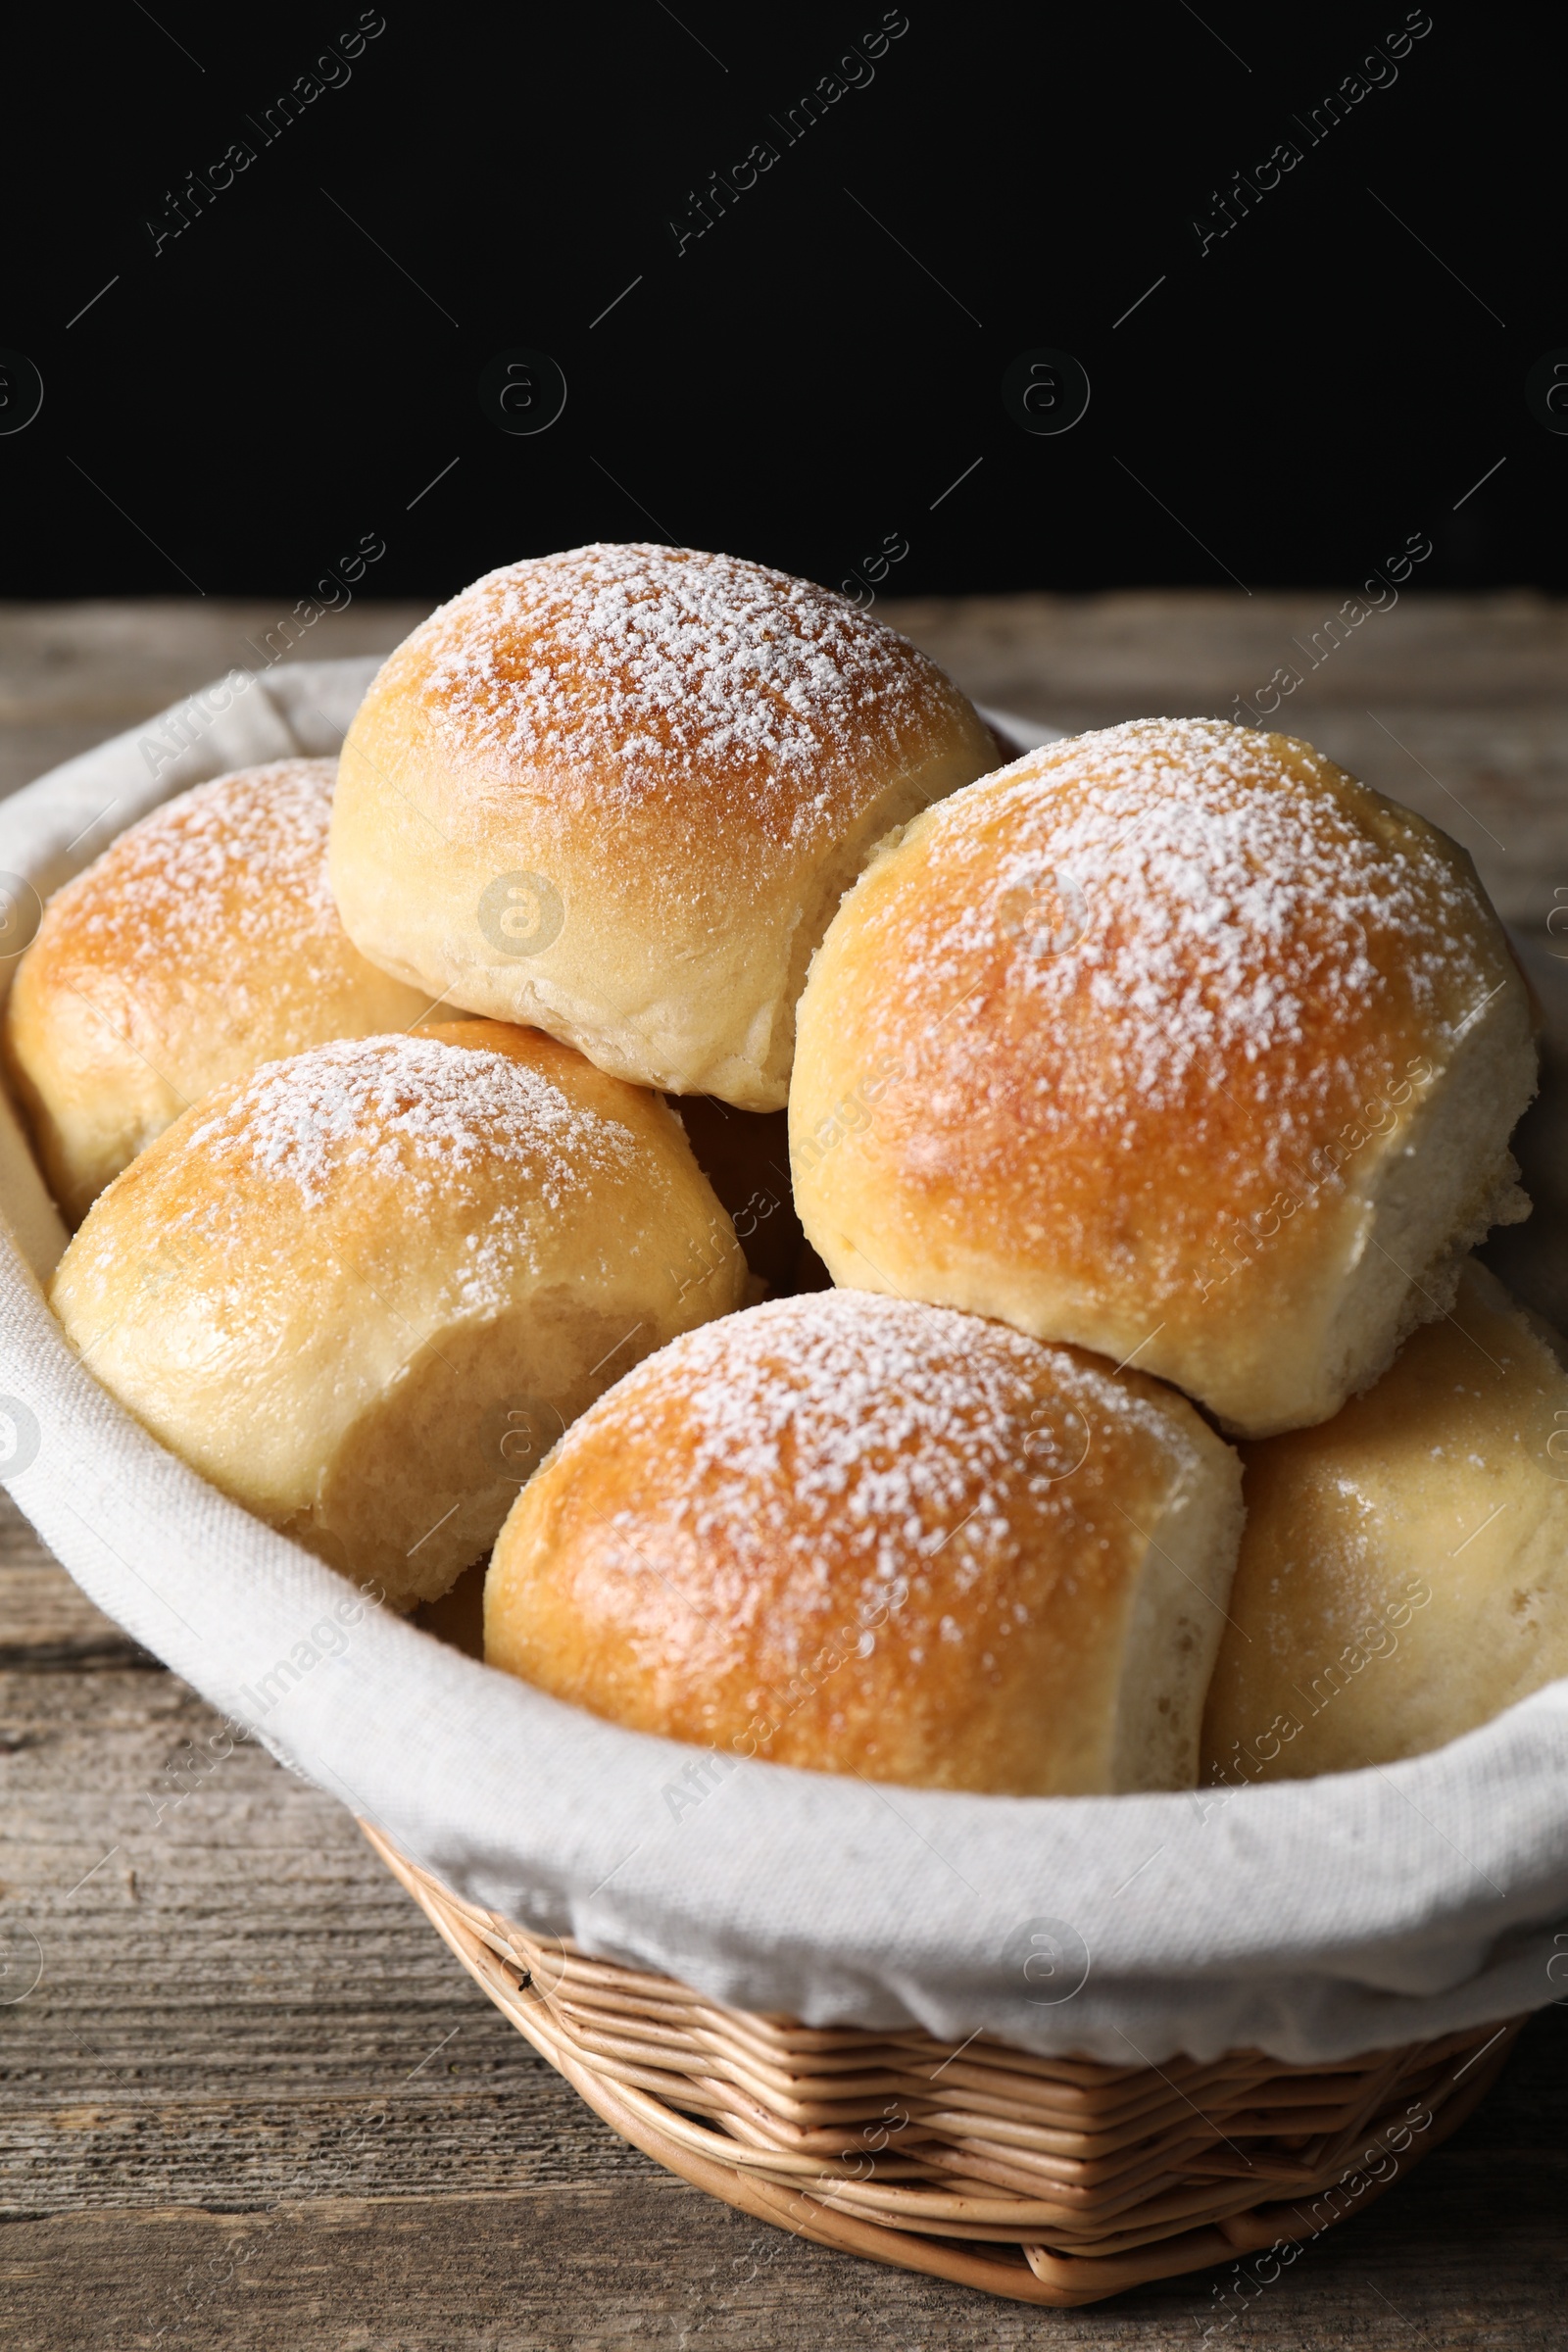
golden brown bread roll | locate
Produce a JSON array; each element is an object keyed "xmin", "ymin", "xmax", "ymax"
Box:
[
  {"xmin": 484, "ymin": 1291, "xmax": 1244, "ymax": 1794},
  {"xmin": 791, "ymin": 719, "xmax": 1536, "ymax": 1437},
  {"xmin": 1200, "ymin": 1259, "xmax": 1568, "ymax": 1781},
  {"xmin": 328, "ymin": 543, "xmax": 997, "ymax": 1108},
  {"xmin": 50, "ymin": 1020, "xmax": 747, "ymax": 1607},
  {"xmin": 2, "ymin": 760, "xmax": 432, "ymax": 1224}
]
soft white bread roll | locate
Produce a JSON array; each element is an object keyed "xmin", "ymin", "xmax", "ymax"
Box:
[
  {"xmin": 791, "ymin": 719, "xmax": 1536, "ymax": 1437},
  {"xmin": 50, "ymin": 1021, "xmax": 747, "ymax": 1607},
  {"xmin": 2, "ymin": 760, "xmax": 431, "ymax": 1224},
  {"xmin": 1201, "ymin": 1260, "xmax": 1568, "ymax": 1780},
  {"xmin": 328, "ymin": 543, "xmax": 997, "ymax": 1108},
  {"xmin": 484, "ymin": 1291, "xmax": 1244, "ymax": 1795}
]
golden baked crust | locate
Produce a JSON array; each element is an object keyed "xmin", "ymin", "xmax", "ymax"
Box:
[
  {"xmin": 50, "ymin": 1020, "xmax": 747, "ymax": 1605},
  {"xmin": 2, "ymin": 760, "xmax": 430, "ymax": 1222},
  {"xmin": 329, "ymin": 544, "xmax": 998, "ymax": 1107},
  {"xmin": 484, "ymin": 1291, "xmax": 1243, "ymax": 1794},
  {"xmin": 791, "ymin": 719, "xmax": 1536, "ymax": 1435},
  {"xmin": 1201, "ymin": 1260, "xmax": 1568, "ymax": 1780}
]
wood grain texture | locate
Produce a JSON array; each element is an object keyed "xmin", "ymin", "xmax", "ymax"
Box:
[
  {"xmin": 4, "ymin": 2135, "xmax": 1567, "ymax": 2352},
  {"xmin": 2, "ymin": 597, "xmax": 1566, "ymax": 2346},
  {"xmin": 0, "ymin": 600, "xmax": 432, "ymax": 798}
]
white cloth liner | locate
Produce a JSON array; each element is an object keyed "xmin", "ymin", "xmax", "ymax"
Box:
[{"xmin": 1, "ymin": 656, "xmax": 1565, "ymax": 2067}]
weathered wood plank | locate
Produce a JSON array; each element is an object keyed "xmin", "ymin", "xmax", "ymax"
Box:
[
  {"xmin": 883, "ymin": 588, "xmax": 1568, "ymax": 709},
  {"xmin": 0, "ymin": 601, "xmax": 433, "ymax": 798},
  {"xmin": 2, "ymin": 2091, "xmax": 1566, "ymax": 2352},
  {"xmin": 0, "ymin": 1509, "xmax": 156, "ymax": 1668},
  {"xmin": 0, "ymin": 1620, "xmax": 672, "ymax": 2232}
]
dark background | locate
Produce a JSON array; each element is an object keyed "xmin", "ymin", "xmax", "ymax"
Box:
[{"xmin": 2, "ymin": 2, "xmax": 1558, "ymax": 604}]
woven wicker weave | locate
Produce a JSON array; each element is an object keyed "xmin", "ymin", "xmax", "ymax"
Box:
[{"xmin": 366, "ymin": 1825, "xmax": 1520, "ymax": 2307}]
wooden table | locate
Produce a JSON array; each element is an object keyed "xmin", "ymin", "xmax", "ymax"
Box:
[{"xmin": 3, "ymin": 596, "xmax": 1566, "ymax": 2349}]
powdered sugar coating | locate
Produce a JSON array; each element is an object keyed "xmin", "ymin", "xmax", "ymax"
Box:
[
  {"xmin": 944, "ymin": 720, "xmax": 1479, "ymax": 1094},
  {"xmin": 182, "ymin": 1033, "xmax": 640, "ymax": 1217},
  {"xmin": 69, "ymin": 760, "xmax": 342, "ymax": 980},
  {"xmin": 560, "ymin": 1289, "xmax": 1186, "ymax": 1595},
  {"xmin": 406, "ymin": 542, "xmax": 966, "ymax": 841},
  {"xmin": 839, "ymin": 719, "xmax": 1503, "ymax": 1231}
]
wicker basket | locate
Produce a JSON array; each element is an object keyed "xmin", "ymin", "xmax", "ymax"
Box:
[{"xmin": 366, "ymin": 1824, "xmax": 1521, "ymax": 2308}]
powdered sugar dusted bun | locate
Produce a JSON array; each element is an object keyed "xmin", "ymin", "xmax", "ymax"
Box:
[
  {"xmin": 50, "ymin": 1021, "xmax": 747, "ymax": 1608},
  {"xmin": 328, "ymin": 543, "xmax": 997, "ymax": 1108},
  {"xmin": 484, "ymin": 1291, "xmax": 1244, "ymax": 1795},
  {"xmin": 791, "ymin": 719, "xmax": 1536, "ymax": 1438},
  {"xmin": 2, "ymin": 760, "xmax": 431, "ymax": 1224},
  {"xmin": 1201, "ymin": 1260, "xmax": 1568, "ymax": 1780}
]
